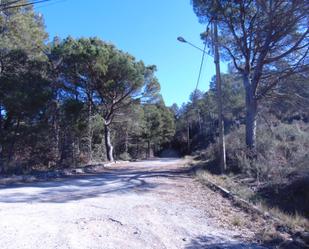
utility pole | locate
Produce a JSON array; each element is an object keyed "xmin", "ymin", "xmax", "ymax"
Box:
[
  {"xmin": 177, "ymin": 15, "xmax": 226, "ymax": 172},
  {"xmin": 212, "ymin": 16, "xmax": 226, "ymax": 173}
]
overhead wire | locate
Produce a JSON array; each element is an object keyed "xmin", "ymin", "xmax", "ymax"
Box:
[
  {"xmin": 0, "ymin": 0, "xmax": 52, "ymax": 10},
  {"xmin": 193, "ymin": 41, "xmax": 207, "ymax": 98},
  {"xmin": 190, "ymin": 23, "xmax": 212, "ymax": 134},
  {"xmin": 192, "ymin": 24, "xmax": 211, "ymax": 102},
  {"xmin": 33, "ymin": 0, "xmax": 68, "ymax": 10}
]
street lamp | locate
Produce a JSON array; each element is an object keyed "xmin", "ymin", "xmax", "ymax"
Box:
[
  {"xmin": 177, "ymin": 36, "xmax": 186, "ymax": 43},
  {"xmin": 177, "ymin": 36, "xmax": 206, "ymax": 53},
  {"xmin": 177, "ymin": 33, "xmax": 227, "ymax": 173}
]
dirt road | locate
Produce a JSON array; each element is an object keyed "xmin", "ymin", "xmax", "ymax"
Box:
[{"xmin": 0, "ymin": 159, "xmax": 268, "ymax": 249}]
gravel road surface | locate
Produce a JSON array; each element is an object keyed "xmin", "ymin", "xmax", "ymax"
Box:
[{"xmin": 0, "ymin": 158, "xmax": 268, "ymax": 249}]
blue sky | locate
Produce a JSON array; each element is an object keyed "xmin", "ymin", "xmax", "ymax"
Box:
[{"xmin": 36, "ymin": 0, "xmax": 227, "ymax": 106}]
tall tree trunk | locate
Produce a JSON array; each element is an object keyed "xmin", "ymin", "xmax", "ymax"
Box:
[
  {"xmin": 50, "ymin": 103, "xmax": 60, "ymax": 164},
  {"xmin": 187, "ymin": 121, "xmax": 190, "ymax": 153},
  {"xmin": 245, "ymin": 93, "xmax": 258, "ymax": 150},
  {"xmin": 60, "ymin": 127, "xmax": 74, "ymax": 167},
  {"xmin": 8, "ymin": 117, "xmax": 21, "ymax": 162},
  {"xmin": 136, "ymin": 143, "xmax": 139, "ymax": 159},
  {"xmin": 104, "ymin": 124, "xmax": 114, "ymax": 162},
  {"xmin": 147, "ymin": 140, "xmax": 151, "ymax": 158},
  {"xmin": 244, "ymin": 75, "xmax": 258, "ymax": 150},
  {"xmin": 124, "ymin": 127, "xmax": 128, "ymax": 154},
  {"xmin": 213, "ymin": 17, "xmax": 226, "ymax": 173},
  {"xmin": 198, "ymin": 109, "xmax": 202, "ymax": 133},
  {"xmin": 87, "ymin": 100, "xmax": 92, "ymax": 162}
]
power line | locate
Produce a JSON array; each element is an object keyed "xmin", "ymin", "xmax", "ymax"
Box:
[
  {"xmin": 0, "ymin": 0, "xmax": 52, "ymax": 11},
  {"xmin": 192, "ymin": 22, "xmax": 211, "ymax": 102},
  {"xmin": 33, "ymin": 0, "xmax": 67, "ymax": 10},
  {"xmin": 193, "ymin": 41, "xmax": 207, "ymax": 97}
]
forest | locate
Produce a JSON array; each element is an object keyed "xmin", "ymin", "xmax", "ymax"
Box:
[
  {"xmin": 0, "ymin": 1, "xmax": 308, "ymax": 248},
  {"xmin": 178, "ymin": 0, "xmax": 308, "ymax": 183},
  {"xmin": 0, "ymin": 0, "xmax": 308, "ymax": 182},
  {"xmin": 0, "ymin": 1, "xmax": 309, "ymax": 183},
  {"xmin": 0, "ymin": 1, "xmax": 176, "ymax": 173}
]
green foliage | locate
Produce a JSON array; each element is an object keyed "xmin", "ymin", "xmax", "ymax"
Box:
[
  {"xmin": 159, "ymin": 105, "xmax": 176, "ymax": 144},
  {"xmin": 52, "ymin": 37, "xmax": 162, "ymax": 161},
  {"xmin": 174, "ymin": 63, "xmax": 308, "ymax": 184},
  {"xmin": 205, "ymin": 121, "xmax": 309, "ymax": 183},
  {"xmin": 0, "ymin": 6, "xmax": 171, "ymax": 170},
  {"xmin": 173, "ymin": 73, "xmax": 244, "ymax": 154},
  {"xmin": 143, "ymin": 104, "xmax": 163, "ymax": 143},
  {"xmin": 0, "ymin": 50, "xmax": 52, "ymax": 117},
  {"xmin": 141, "ymin": 103, "xmax": 175, "ymax": 156},
  {"xmin": 0, "ymin": 2, "xmax": 50, "ymax": 168},
  {"xmin": 0, "ymin": 1, "xmax": 47, "ymax": 57},
  {"xmin": 1, "ymin": 0, "xmax": 307, "ymax": 177},
  {"xmin": 192, "ymin": 0, "xmax": 309, "ymax": 149}
]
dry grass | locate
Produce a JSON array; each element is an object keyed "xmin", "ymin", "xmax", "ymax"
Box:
[
  {"xmin": 231, "ymin": 215, "xmax": 244, "ymax": 227},
  {"xmin": 196, "ymin": 168, "xmax": 256, "ymax": 201},
  {"xmin": 257, "ymin": 204, "xmax": 309, "ymax": 231},
  {"xmin": 255, "ymin": 226, "xmax": 285, "ymax": 245},
  {"xmin": 194, "ymin": 163, "xmax": 309, "ymax": 232}
]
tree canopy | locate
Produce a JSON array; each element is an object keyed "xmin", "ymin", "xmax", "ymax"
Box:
[
  {"xmin": 192, "ymin": 0, "xmax": 309, "ymax": 149},
  {"xmin": 0, "ymin": 3, "xmax": 174, "ymax": 171}
]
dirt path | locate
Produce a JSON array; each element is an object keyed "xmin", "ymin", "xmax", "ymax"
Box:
[{"xmin": 0, "ymin": 159, "xmax": 268, "ymax": 249}]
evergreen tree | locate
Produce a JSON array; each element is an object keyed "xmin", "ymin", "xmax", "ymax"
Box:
[
  {"xmin": 53, "ymin": 37, "xmax": 161, "ymax": 162},
  {"xmin": 192, "ymin": 0, "xmax": 309, "ymax": 149}
]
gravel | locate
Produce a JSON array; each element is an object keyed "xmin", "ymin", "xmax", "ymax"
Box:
[{"xmin": 0, "ymin": 158, "xmax": 269, "ymax": 249}]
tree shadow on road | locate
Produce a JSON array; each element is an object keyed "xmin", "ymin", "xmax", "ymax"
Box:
[
  {"xmin": 0, "ymin": 164, "xmax": 191, "ymax": 204},
  {"xmin": 185, "ymin": 235, "xmax": 268, "ymax": 249}
]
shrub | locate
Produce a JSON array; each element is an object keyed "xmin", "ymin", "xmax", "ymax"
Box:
[{"xmin": 204, "ymin": 121, "xmax": 309, "ymax": 182}]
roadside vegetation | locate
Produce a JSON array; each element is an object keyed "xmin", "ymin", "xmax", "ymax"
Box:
[
  {"xmin": 0, "ymin": 1, "xmax": 175, "ymax": 173},
  {"xmin": 170, "ymin": 1, "xmax": 309, "ymax": 243},
  {"xmin": 0, "ymin": 1, "xmax": 308, "ymax": 247}
]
